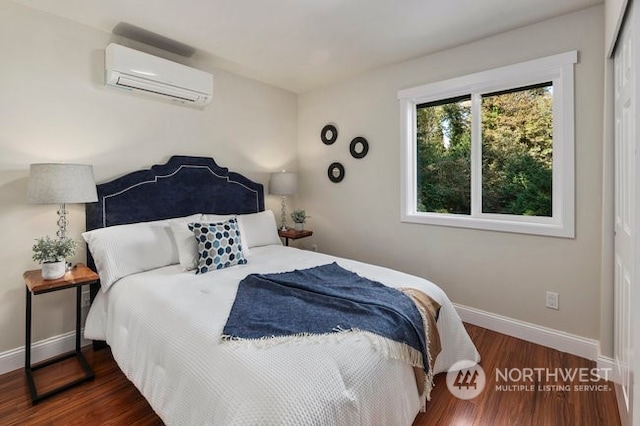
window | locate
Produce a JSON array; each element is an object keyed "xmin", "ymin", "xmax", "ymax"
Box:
[
  {"xmin": 398, "ymin": 51, "xmax": 577, "ymax": 237},
  {"xmin": 416, "ymin": 95, "xmax": 472, "ymax": 215}
]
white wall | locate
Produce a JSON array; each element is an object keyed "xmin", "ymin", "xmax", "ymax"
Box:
[
  {"xmin": 0, "ymin": 2, "xmax": 297, "ymax": 353},
  {"xmin": 298, "ymin": 6, "xmax": 606, "ymax": 349}
]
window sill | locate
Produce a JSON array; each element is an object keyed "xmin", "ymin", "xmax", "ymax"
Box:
[{"xmin": 401, "ymin": 212, "xmax": 574, "ymax": 238}]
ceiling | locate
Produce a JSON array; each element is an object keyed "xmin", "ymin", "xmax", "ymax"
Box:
[{"xmin": 13, "ymin": 0, "xmax": 601, "ymax": 93}]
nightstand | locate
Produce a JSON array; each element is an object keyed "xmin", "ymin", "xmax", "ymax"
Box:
[
  {"xmin": 278, "ymin": 228, "xmax": 313, "ymax": 246},
  {"xmin": 23, "ymin": 263, "xmax": 98, "ymax": 404}
]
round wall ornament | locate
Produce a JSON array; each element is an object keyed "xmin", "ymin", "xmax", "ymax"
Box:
[
  {"xmin": 327, "ymin": 162, "xmax": 345, "ymax": 183},
  {"xmin": 349, "ymin": 136, "xmax": 369, "ymax": 159},
  {"xmin": 321, "ymin": 124, "xmax": 338, "ymax": 145}
]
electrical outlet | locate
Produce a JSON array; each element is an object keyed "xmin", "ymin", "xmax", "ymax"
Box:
[
  {"xmin": 81, "ymin": 291, "xmax": 91, "ymax": 308},
  {"xmin": 312, "ymin": 244, "xmax": 318, "ymax": 252},
  {"xmin": 546, "ymin": 291, "xmax": 559, "ymax": 310}
]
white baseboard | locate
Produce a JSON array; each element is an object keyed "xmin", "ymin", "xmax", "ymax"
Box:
[
  {"xmin": 0, "ymin": 330, "xmax": 90, "ymax": 376},
  {"xmin": 455, "ymin": 303, "xmax": 601, "ymax": 361},
  {"xmin": 596, "ymin": 355, "xmax": 623, "ymax": 384}
]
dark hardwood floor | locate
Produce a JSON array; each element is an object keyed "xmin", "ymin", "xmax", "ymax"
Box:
[
  {"xmin": 413, "ymin": 324, "xmax": 620, "ymax": 426},
  {"xmin": 0, "ymin": 324, "xmax": 620, "ymax": 425}
]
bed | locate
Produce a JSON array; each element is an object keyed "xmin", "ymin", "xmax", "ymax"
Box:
[{"xmin": 83, "ymin": 155, "xmax": 479, "ymax": 425}]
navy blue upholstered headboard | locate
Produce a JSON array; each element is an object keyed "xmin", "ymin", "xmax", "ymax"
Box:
[{"xmin": 85, "ymin": 155, "xmax": 265, "ymax": 231}]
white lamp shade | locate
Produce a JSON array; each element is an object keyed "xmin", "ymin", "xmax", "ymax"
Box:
[
  {"xmin": 27, "ymin": 163, "xmax": 98, "ymax": 204},
  {"xmin": 269, "ymin": 172, "xmax": 298, "ymax": 196}
]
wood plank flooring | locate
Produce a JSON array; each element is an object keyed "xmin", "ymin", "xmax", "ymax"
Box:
[
  {"xmin": 414, "ymin": 324, "xmax": 620, "ymax": 426},
  {"xmin": 0, "ymin": 324, "xmax": 620, "ymax": 425}
]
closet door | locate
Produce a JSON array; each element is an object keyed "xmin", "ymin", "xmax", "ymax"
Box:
[{"xmin": 613, "ymin": 2, "xmax": 636, "ymax": 422}]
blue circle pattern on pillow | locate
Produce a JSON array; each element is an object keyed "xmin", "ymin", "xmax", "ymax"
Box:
[{"xmin": 188, "ymin": 218, "xmax": 247, "ymax": 274}]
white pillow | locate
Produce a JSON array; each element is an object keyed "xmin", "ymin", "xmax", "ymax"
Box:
[
  {"xmin": 83, "ymin": 214, "xmax": 199, "ymax": 290},
  {"xmin": 172, "ymin": 214, "xmax": 234, "ymax": 271},
  {"xmin": 201, "ymin": 214, "xmax": 235, "ymax": 222},
  {"xmin": 236, "ymin": 210, "xmax": 282, "ymax": 248}
]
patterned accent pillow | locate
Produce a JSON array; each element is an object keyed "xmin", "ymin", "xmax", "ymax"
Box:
[{"xmin": 188, "ymin": 218, "xmax": 247, "ymax": 274}]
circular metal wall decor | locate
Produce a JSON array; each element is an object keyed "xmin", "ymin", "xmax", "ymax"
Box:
[
  {"xmin": 321, "ymin": 124, "xmax": 338, "ymax": 145},
  {"xmin": 327, "ymin": 162, "xmax": 345, "ymax": 183},
  {"xmin": 349, "ymin": 137, "xmax": 369, "ymax": 159}
]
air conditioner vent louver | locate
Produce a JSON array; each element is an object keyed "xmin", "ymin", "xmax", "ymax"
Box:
[{"xmin": 105, "ymin": 43, "xmax": 213, "ymax": 107}]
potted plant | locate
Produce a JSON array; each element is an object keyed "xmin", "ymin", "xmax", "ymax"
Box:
[
  {"xmin": 32, "ymin": 236, "xmax": 77, "ymax": 280},
  {"xmin": 290, "ymin": 209, "xmax": 309, "ymax": 231}
]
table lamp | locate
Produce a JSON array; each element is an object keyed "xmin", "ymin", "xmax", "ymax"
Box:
[
  {"xmin": 27, "ymin": 163, "xmax": 98, "ymax": 239},
  {"xmin": 269, "ymin": 171, "xmax": 297, "ymax": 231}
]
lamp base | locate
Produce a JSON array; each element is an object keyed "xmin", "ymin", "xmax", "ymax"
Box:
[
  {"xmin": 56, "ymin": 203, "xmax": 68, "ymax": 240},
  {"xmin": 280, "ymin": 195, "xmax": 288, "ymax": 231}
]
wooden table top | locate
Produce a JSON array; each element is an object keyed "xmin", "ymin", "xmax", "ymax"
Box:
[
  {"xmin": 278, "ymin": 228, "xmax": 313, "ymax": 239},
  {"xmin": 23, "ymin": 263, "xmax": 99, "ymax": 294}
]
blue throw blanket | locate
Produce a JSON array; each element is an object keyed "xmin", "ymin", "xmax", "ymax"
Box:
[{"xmin": 222, "ymin": 262, "xmax": 428, "ymax": 374}]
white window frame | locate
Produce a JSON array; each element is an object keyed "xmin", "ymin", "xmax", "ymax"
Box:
[{"xmin": 398, "ymin": 51, "xmax": 577, "ymax": 238}]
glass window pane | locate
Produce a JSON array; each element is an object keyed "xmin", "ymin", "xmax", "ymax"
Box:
[
  {"xmin": 481, "ymin": 84, "xmax": 553, "ymax": 216},
  {"xmin": 416, "ymin": 96, "xmax": 471, "ymax": 214}
]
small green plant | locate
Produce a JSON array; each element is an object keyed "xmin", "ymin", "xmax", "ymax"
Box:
[
  {"xmin": 290, "ymin": 209, "xmax": 309, "ymax": 224},
  {"xmin": 32, "ymin": 236, "xmax": 77, "ymax": 263}
]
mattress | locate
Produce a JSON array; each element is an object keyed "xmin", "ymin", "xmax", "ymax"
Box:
[{"xmin": 85, "ymin": 245, "xmax": 479, "ymax": 425}]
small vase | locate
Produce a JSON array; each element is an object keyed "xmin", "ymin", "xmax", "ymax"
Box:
[
  {"xmin": 41, "ymin": 261, "xmax": 66, "ymax": 280},
  {"xmin": 294, "ymin": 223, "xmax": 304, "ymax": 231}
]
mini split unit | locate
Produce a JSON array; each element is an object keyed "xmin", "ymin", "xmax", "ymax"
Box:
[{"xmin": 105, "ymin": 43, "xmax": 213, "ymax": 107}]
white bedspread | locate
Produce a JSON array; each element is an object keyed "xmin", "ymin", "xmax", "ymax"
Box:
[{"xmin": 85, "ymin": 245, "xmax": 479, "ymax": 425}]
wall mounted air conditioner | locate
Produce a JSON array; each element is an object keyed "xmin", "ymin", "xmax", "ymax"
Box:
[{"xmin": 105, "ymin": 43, "xmax": 213, "ymax": 107}]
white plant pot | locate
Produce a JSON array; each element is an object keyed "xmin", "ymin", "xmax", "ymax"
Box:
[
  {"xmin": 294, "ymin": 223, "xmax": 304, "ymax": 231},
  {"xmin": 41, "ymin": 261, "xmax": 66, "ymax": 280}
]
